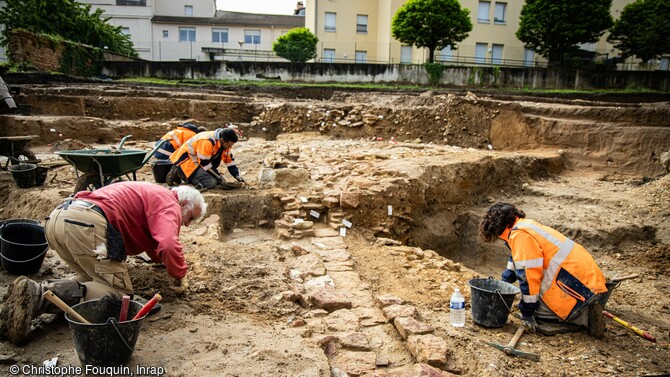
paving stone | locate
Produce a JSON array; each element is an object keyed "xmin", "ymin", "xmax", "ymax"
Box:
[
  {"xmin": 393, "ymin": 317, "xmax": 434, "ymax": 339},
  {"xmin": 325, "ymin": 309, "xmax": 360, "ymax": 332},
  {"xmin": 352, "ymin": 307, "xmax": 387, "ymax": 327},
  {"xmin": 376, "ymin": 294, "xmax": 405, "ymax": 307},
  {"xmin": 406, "ymin": 334, "xmax": 449, "ymax": 368},
  {"xmin": 310, "ymin": 288, "xmax": 352, "ymax": 312},
  {"xmin": 382, "ymin": 304, "xmax": 418, "ymax": 321},
  {"xmin": 292, "ymin": 253, "xmax": 326, "ymax": 277},
  {"xmin": 339, "ymin": 332, "xmax": 371, "ymax": 351},
  {"xmin": 331, "ymin": 351, "xmax": 377, "ymax": 376}
]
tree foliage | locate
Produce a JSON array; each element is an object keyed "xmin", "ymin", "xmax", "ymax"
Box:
[
  {"xmin": 608, "ymin": 0, "xmax": 670, "ymax": 63},
  {"xmin": 0, "ymin": 0, "xmax": 137, "ymax": 57},
  {"xmin": 272, "ymin": 27, "xmax": 318, "ymax": 63},
  {"xmin": 391, "ymin": 0, "xmax": 472, "ymax": 63},
  {"xmin": 516, "ymin": 0, "xmax": 613, "ymax": 66}
]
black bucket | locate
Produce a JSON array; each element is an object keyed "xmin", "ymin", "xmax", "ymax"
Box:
[
  {"xmin": 8, "ymin": 163, "xmax": 36, "ymax": 188},
  {"xmin": 35, "ymin": 166, "xmax": 49, "ymax": 186},
  {"xmin": 0, "ymin": 222, "xmax": 48, "ymax": 274},
  {"xmin": 66, "ymin": 299, "xmax": 145, "ymax": 366},
  {"xmin": 151, "ymin": 160, "xmax": 173, "ymax": 183},
  {"xmin": 468, "ymin": 278, "xmax": 521, "ymax": 328}
]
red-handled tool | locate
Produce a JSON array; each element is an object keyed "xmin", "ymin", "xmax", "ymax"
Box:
[
  {"xmin": 133, "ymin": 293, "xmax": 162, "ymax": 320},
  {"xmin": 603, "ymin": 310, "xmax": 656, "ymax": 342},
  {"xmin": 119, "ymin": 295, "xmax": 130, "ymax": 322}
]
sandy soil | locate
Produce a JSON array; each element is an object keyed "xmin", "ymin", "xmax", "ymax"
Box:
[{"xmin": 0, "ymin": 82, "xmax": 668, "ymax": 377}]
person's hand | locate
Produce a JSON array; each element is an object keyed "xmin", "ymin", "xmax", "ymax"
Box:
[
  {"xmin": 173, "ymin": 276, "xmax": 189, "ymax": 293},
  {"xmin": 521, "ymin": 315, "xmax": 538, "ymax": 333},
  {"xmin": 234, "ymin": 175, "xmax": 246, "ymax": 184}
]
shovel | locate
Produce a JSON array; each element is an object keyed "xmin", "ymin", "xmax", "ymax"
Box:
[{"xmin": 487, "ymin": 326, "xmax": 540, "ymax": 361}]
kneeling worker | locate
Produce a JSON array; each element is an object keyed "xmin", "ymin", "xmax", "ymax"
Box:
[
  {"xmin": 166, "ymin": 127, "xmax": 244, "ymax": 190},
  {"xmin": 154, "ymin": 122, "xmax": 207, "ymax": 160},
  {"xmin": 0, "ymin": 182, "xmax": 206, "ymax": 344},
  {"xmin": 479, "ymin": 202, "xmax": 608, "ymax": 337}
]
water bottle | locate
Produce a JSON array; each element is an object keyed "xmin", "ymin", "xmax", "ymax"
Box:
[{"xmin": 450, "ymin": 288, "xmax": 466, "ymax": 327}]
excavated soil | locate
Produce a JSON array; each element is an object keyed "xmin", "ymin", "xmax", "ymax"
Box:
[{"xmin": 0, "ymin": 81, "xmax": 668, "ymax": 377}]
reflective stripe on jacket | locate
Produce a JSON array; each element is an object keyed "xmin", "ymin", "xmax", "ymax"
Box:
[
  {"xmin": 502, "ymin": 218, "xmax": 607, "ymax": 320},
  {"xmin": 156, "ymin": 125, "xmax": 198, "ymax": 159}
]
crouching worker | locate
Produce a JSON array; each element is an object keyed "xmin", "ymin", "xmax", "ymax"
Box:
[
  {"xmin": 0, "ymin": 182, "xmax": 206, "ymax": 345},
  {"xmin": 154, "ymin": 122, "xmax": 207, "ymax": 160},
  {"xmin": 166, "ymin": 127, "xmax": 244, "ymax": 190},
  {"xmin": 479, "ymin": 202, "xmax": 608, "ymax": 337}
]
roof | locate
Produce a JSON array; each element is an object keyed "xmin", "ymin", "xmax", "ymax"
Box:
[{"xmin": 151, "ymin": 11, "xmax": 304, "ymax": 28}]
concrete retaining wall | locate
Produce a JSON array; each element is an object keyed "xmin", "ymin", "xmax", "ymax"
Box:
[{"xmin": 102, "ymin": 61, "xmax": 670, "ymax": 90}]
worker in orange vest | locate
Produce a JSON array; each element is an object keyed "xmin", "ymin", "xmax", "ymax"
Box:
[
  {"xmin": 166, "ymin": 127, "xmax": 243, "ymax": 190},
  {"xmin": 154, "ymin": 122, "xmax": 207, "ymax": 160},
  {"xmin": 480, "ymin": 202, "xmax": 608, "ymax": 337}
]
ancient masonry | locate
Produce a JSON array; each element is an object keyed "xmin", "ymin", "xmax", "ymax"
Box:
[{"xmin": 277, "ymin": 233, "xmax": 471, "ymax": 376}]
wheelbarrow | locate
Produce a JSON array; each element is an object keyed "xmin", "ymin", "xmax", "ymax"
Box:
[
  {"xmin": 0, "ymin": 135, "xmax": 40, "ymax": 169},
  {"xmin": 56, "ymin": 135, "xmax": 159, "ymax": 193}
]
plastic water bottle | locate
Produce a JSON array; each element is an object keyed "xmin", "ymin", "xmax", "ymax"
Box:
[{"xmin": 450, "ymin": 288, "xmax": 466, "ymax": 327}]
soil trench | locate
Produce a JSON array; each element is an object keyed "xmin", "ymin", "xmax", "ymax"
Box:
[{"xmin": 0, "ymin": 82, "xmax": 668, "ymax": 377}]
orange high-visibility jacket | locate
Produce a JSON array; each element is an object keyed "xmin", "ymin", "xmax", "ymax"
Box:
[
  {"xmin": 156, "ymin": 124, "xmax": 199, "ymax": 159},
  {"xmin": 500, "ymin": 218, "xmax": 607, "ymax": 320},
  {"xmin": 170, "ymin": 130, "xmax": 236, "ymax": 179}
]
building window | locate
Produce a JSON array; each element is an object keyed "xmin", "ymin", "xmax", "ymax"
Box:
[
  {"xmin": 325, "ymin": 12, "xmax": 336, "ymax": 32},
  {"xmin": 355, "ymin": 50, "xmax": 367, "ymax": 63},
  {"xmin": 185, "ymin": 5, "xmax": 193, "ymax": 16},
  {"xmin": 523, "ymin": 48, "xmax": 535, "ymax": 67},
  {"xmin": 356, "ymin": 15, "xmax": 368, "ymax": 33},
  {"xmin": 438, "ymin": 45, "xmax": 453, "ymax": 62},
  {"xmin": 212, "ymin": 28, "xmax": 228, "ymax": 43},
  {"xmin": 492, "ymin": 44, "xmax": 504, "ymax": 65},
  {"xmin": 120, "ymin": 27, "xmax": 130, "ymax": 35},
  {"xmin": 163, "ymin": 30, "xmax": 169, "ymax": 39},
  {"xmin": 494, "ymin": 3, "xmax": 507, "ymax": 24},
  {"xmin": 179, "ymin": 27, "xmax": 196, "ymax": 42},
  {"xmin": 400, "ymin": 46, "xmax": 412, "ymax": 64},
  {"xmin": 244, "ymin": 29, "xmax": 261, "ymax": 44},
  {"xmin": 116, "ymin": 0, "xmax": 146, "ymax": 5},
  {"xmin": 323, "ymin": 49, "xmax": 335, "ymax": 63},
  {"xmin": 478, "ymin": 1, "xmax": 491, "ymax": 23},
  {"xmin": 475, "ymin": 43, "xmax": 488, "ymax": 64}
]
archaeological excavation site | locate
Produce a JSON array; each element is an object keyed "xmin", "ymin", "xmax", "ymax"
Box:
[{"xmin": 0, "ymin": 79, "xmax": 668, "ymax": 376}]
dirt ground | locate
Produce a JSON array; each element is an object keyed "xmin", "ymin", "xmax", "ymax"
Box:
[{"xmin": 0, "ymin": 81, "xmax": 668, "ymax": 377}]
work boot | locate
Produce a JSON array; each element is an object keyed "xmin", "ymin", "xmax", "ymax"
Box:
[
  {"xmin": 0, "ymin": 276, "xmax": 85, "ymax": 345},
  {"xmin": 165, "ymin": 165, "xmax": 183, "ymax": 187},
  {"xmin": 587, "ymin": 300, "xmax": 606, "ymax": 338}
]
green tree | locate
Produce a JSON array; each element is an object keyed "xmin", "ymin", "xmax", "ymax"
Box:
[
  {"xmin": 391, "ymin": 0, "xmax": 472, "ymax": 63},
  {"xmin": 516, "ymin": 0, "xmax": 613, "ymax": 67},
  {"xmin": 608, "ymin": 0, "xmax": 670, "ymax": 63},
  {"xmin": 272, "ymin": 27, "xmax": 318, "ymax": 63},
  {"xmin": 0, "ymin": 0, "xmax": 137, "ymax": 57}
]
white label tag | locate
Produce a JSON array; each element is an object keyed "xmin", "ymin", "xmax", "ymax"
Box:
[
  {"xmin": 300, "ymin": 197, "xmax": 308, "ymax": 203},
  {"xmin": 342, "ymin": 219, "xmax": 352, "ymax": 228},
  {"xmin": 340, "ymin": 227, "xmax": 347, "ymax": 237},
  {"xmin": 388, "ymin": 205, "xmax": 393, "ymax": 216},
  {"xmin": 309, "ymin": 210, "xmax": 320, "ymax": 219}
]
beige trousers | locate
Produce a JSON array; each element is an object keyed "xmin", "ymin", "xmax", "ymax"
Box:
[{"xmin": 45, "ymin": 201, "xmax": 133, "ymax": 300}]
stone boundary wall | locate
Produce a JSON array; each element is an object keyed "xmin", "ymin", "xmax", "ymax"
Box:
[{"xmin": 102, "ymin": 61, "xmax": 670, "ymax": 91}]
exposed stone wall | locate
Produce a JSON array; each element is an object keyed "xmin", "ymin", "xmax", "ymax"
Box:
[{"xmin": 7, "ymin": 30, "xmax": 63, "ymax": 72}]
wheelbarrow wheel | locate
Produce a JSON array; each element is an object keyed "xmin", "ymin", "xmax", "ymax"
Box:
[{"xmin": 74, "ymin": 173, "xmax": 103, "ymax": 193}]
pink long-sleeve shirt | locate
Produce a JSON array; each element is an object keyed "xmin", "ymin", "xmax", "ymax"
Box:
[{"xmin": 75, "ymin": 181, "xmax": 187, "ymax": 279}]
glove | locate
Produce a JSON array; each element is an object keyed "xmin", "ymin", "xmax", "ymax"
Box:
[
  {"xmin": 234, "ymin": 175, "xmax": 246, "ymax": 184},
  {"xmin": 501, "ymin": 269, "xmax": 517, "ymax": 284},
  {"xmin": 173, "ymin": 276, "xmax": 189, "ymax": 293},
  {"xmin": 521, "ymin": 315, "xmax": 537, "ymax": 333}
]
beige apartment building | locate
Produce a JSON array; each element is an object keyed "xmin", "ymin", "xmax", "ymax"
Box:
[{"xmin": 304, "ymin": 0, "xmax": 667, "ymax": 69}]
